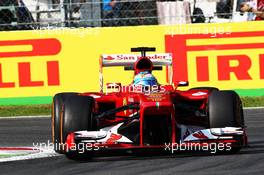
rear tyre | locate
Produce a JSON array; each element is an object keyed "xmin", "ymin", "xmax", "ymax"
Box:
[{"xmin": 208, "ymin": 90, "xmax": 245, "ymax": 153}]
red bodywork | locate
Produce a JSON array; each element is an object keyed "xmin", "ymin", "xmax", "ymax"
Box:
[{"xmin": 63, "ymin": 50, "xmax": 246, "ymax": 155}]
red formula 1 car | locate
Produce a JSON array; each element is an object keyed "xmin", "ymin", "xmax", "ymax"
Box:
[{"xmin": 52, "ymin": 47, "xmax": 247, "ymax": 160}]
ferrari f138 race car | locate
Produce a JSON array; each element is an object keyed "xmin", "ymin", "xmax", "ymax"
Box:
[{"xmin": 52, "ymin": 47, "xmax": 247, "ymax": 160}]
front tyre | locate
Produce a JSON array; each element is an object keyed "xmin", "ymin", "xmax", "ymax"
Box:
[
  {"xmin": 52, "ymin": 94, "xmax": 97, "ymax": 155},
  {"xmin": 52, "ymin": 93, "xmax": 77, "ymax": 154},
  {"xmin": 208, "ymin": 90, "xmax": 244, "ymax": 128},
  {"xmin": 208, "ymin": 90, "xmax": 245, "ymax": 153}
]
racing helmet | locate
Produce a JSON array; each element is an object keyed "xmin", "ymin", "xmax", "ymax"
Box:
[{"xmin": 133, "ymin": 71, "xmax": 158, "ymax": 86}]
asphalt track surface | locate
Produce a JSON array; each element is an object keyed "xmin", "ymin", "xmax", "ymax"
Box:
[{"xmin": 0, "ymin": 109, "xmax": 263, "ymax": 175}]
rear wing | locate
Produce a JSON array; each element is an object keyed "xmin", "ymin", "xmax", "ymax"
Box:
[
  {"xmin": 101, "ymin": 53, "xmax": 172, "ymax": 67},
  {"xmin": 99, "ymin": 53, "xmax": 173, "ymax": 93}
]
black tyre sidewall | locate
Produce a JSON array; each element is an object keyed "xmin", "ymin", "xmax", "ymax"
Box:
[
  {"xmin": 62, "ymin": 95, "xmax": 96, "ymax": 144},
  {"xmin": 208, "ymin": 90, "xmax": 244, "ymax": 153},
  {"xmin": 208, "ymin": 90, "xmax": 243, "ymax": 128},
  {"xmin": 52, "ymin": 93, "xmax": 77, "ymax": 153}
]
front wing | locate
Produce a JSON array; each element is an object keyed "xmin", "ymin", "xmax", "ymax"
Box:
[{"xmin": 63, "ymin": 123, "xmax": 247, "ymax": 154}]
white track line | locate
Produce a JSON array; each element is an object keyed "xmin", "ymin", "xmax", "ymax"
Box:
[
  {"xmin": 244, "ymin": 107, "xmax": 264, "ymax": 110},
  {"xmin": 0, "ymin": 148, "xmax": 60, "ymax": 163},
  {"xmin": 0, "ymin": 115, "xmax": 50, "ymax": 119}
]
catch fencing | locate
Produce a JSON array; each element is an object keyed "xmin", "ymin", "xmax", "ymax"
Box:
[{"xmin": 0, "ymin": 0, "xmax": 255, "ymax": 30}]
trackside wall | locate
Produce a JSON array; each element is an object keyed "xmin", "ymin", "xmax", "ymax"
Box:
[{"xmin": 0, "ymin": 21, "xmax": 264, "ymax": 105}]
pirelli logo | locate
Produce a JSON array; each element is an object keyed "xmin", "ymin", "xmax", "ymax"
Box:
[
  {"xmin": 0, "ymin": 38, "xmax": 61, "ymax": 88},
  {"xmin": 165, "ymin": 31, "xmax": 264, "ymax": 83}
]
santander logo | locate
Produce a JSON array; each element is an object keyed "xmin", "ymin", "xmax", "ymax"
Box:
[
  {"xmin": 104, "ymin": 56, "xmax": 115, "ymax": 60},
  {"xmin": 103, "ymin": 54, "xmax": 171, "ymax": 61}
]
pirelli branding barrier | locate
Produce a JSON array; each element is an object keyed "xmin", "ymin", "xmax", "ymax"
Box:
[{"xmin": 0, "ymin": 21, "xmax": 264, "ymax": 105}]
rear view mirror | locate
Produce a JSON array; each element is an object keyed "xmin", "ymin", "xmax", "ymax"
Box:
[{"xmin": 176, "ymin": 81, "xmax": 189, "ymax": 87}]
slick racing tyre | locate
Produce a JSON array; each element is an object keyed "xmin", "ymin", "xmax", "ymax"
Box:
[
  {"xmin": 63, "ymin": 95, "xmax": 97, "ymax": 160},
  {"xmin": 52, "ymin": 93, "xmax": 97, "ymax": 154},
  {"xmin": 208, "ymin": 90, "xmax": 245, "ymax": 153},
  {"xmin": 208, "ymin": 90, "xmax": 244, "ymax": 128},
  {"xmin": 52, "ymin": 93, "xmax": 77, "ymax": 154}
]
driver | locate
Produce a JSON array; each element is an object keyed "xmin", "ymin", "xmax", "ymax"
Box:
[{"xmin": 133, "ymin": 70, "xmax": 158, "ymax": 86}]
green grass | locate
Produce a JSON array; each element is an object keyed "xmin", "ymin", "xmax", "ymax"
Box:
[
  {"xmin": 0, "ymin": 104, "xmax": 51, "ymax": 117},
  {"xmin": 241, "ymin": 96, "xmax": 264, "ymax": 107},
  {"xmin": 0, "ymin": 96, "xmax": 263, "ymax": 117}
]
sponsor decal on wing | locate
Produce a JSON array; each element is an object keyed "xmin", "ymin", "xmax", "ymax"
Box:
[
  {"xmin": 193, "ymin": 131, "xmax": 209, "ymax": 139},
  {"xmin": 106, "ymin": 133, "xmax": 122, "ymax": 144},
  {"xmin": 74, "ymin": 123, "xmax": 133, "ymax": 143},
  {"xmin": 104, "ymin": 56, "xmax": 115, "ymax": 60},
  {"xmin": 184, "ymin": 129, "xmax": 218, "ymax": 142},
  {"xmin": 75, "ymin": 131, "xmax": 107, "ymax": 139},
  {"xmin": 210, "ymin": 127, "xmax": 244, "ymax": 135}
]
